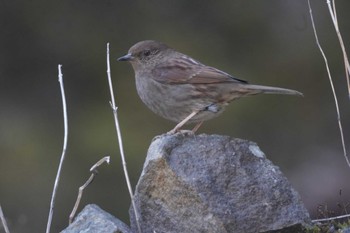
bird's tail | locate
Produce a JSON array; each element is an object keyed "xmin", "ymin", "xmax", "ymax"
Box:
[{"xmin": 242, "ymin": 84, "xmax": 303, "ymax": 96}]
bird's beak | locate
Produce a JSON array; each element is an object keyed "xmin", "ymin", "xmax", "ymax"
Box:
[{"xmin": 117, "ymin": 53, "xmax": 134, "ymax": 62}]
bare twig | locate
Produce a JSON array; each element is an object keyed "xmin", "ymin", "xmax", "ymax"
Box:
[
  {"xmin": 0, "ymin": 204, "xmax": 10, "ymax": 233},
  {"xmin": 106, "ymin": 43, "xmax": 141, "ymax": 233},
  {"xmin": 327, "ymin": 0, "xmax": 350, "ymax": 98},
  {"xmin": 312, "ymin": 212, "xmax": 350, "ymax": 223},
  {"xmin": 90, "ymin": 156, "xmax": 110, "ymax": 172},
  {"xmin": 307, "ymin": 0, "xmax": 349, "ymax": 169},
  {"xmin": 46, "ymin": 64, "xmax": 69, "ymax": 233},
  {"xmin": 69, "ymin": 156, "xmax": 110, "ymax": 224}
]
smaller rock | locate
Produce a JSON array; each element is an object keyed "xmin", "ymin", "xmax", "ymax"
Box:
[{"xmin": 61, "ymin": 204, "xmax": 131, "ymax": 233}]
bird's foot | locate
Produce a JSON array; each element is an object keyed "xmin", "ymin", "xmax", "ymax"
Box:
[{"xmin": 166, "ymin": 129, "xmax": 195, "ymax": 136}]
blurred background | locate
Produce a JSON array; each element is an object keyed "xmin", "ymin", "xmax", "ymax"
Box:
[{"xmin": 1, "ymin": 1, "xmax": 350, "ymax": 232}]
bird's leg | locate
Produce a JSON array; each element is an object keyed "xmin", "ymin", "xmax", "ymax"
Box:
[
  {"xmin": 189, "ymin": 103, "xmax": 219, "ymax": 133},
  {"xmin": 167, "ymin": 110, "xmax": 200, "ymax": 134},
  {"xmin": 191, "ymin": 121, "xmax": 203, "ymax": 133}
]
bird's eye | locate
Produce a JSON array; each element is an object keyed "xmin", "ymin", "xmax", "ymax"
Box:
[{"xmin": 143, "ymin": 50, "xmax": 151, "ymax": 57}]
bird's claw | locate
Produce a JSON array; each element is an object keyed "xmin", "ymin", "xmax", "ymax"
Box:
[{"xmin": 166, "ymin": 129, "xmax": 195, "ymax": 136}]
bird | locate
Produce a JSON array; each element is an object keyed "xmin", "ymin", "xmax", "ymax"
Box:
[{"xmin": 117, "ymin": 40, "xmax": 302, "ymax": 133}]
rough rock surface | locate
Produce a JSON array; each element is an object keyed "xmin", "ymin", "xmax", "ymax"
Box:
[
  {"xmin": 61, "ymin": 204, "xmax": 131, "ymax": 233},
  {"xmin": 130, "ymin": 133, "xmax": 311, "ymax": 233}
]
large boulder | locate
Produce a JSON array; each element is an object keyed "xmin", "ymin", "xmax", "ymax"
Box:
[{"xmin": 129, "ymin": 133, "xmax": 311, "ymax": 233}]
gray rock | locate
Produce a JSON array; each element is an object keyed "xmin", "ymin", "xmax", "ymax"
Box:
[
  {"xmin": 130, "ymin": 133, "xmax": 311, "ymax": 233},
  {"xmin": 61, "ymin": 204, "xmax": 131, "ymax": 233}
]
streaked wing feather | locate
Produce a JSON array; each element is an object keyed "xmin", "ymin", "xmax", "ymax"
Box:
[{"xmin": 152, "ymin": 56, "xmax": 247, "ymax": 84}]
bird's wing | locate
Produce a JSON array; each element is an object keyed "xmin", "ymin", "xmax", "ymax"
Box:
[{"xmin": 152, "ymin": 56, "xmax": 247, "ymax": 84}]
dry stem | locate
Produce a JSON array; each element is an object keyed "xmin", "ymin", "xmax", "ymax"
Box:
[
  {"xmin": 312, "ymin": 213, "xmax": 350, "ymax": 223},
  {"xmin": 0, "ymin": 204, "xmax": 10, "ymax": 233},
  {"xmin": 46, "ymin": 64, "xmax": 69, "ymax": 233},
  {"xmin": 307, "ymin": 0, "xmax": 349, "ymax": 169},
  {"xmin": 69, "ymin": 156, "xmax": 110, "ymax": 224},
  {"xmin": 327, "ymin": 0, "xmax": 350, "ymax": 98},
  {"xmin": 106, "ymin": 43, "xmax": 141, "ymax": 233}
]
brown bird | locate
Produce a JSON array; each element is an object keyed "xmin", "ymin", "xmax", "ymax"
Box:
[{"xmin": 118, "ymin": 40, "xmax": 302, "ymax": 133}]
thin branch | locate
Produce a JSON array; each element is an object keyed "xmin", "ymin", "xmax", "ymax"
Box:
[
  {"xmin": 69, "ymin": 156, "xmax": 110, "ymax": 224},
  {"xmin": 326, "ymin": 0, "xmax": 350, "ymax": 99},
  {"xmin": 0, "ymin": 204, "xmax": 10, "ymax": 233},
  {"xmin": 312, "ymin": 212, "xmax": 350, "ymax": 223},
  {"xmin": 106, "ymin": 43, "xmax": 141, "ymax": 233},
  {"xmin": 307, "ymin": 0, "xmax": 349, "ymax": 169},
  {"xmin": 46, "ymin": 64, "xmax": 69, "ymax": 233},
  {"xmin": 90, "ymin": 156, "xmax": 110, "ymax": 172}
]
